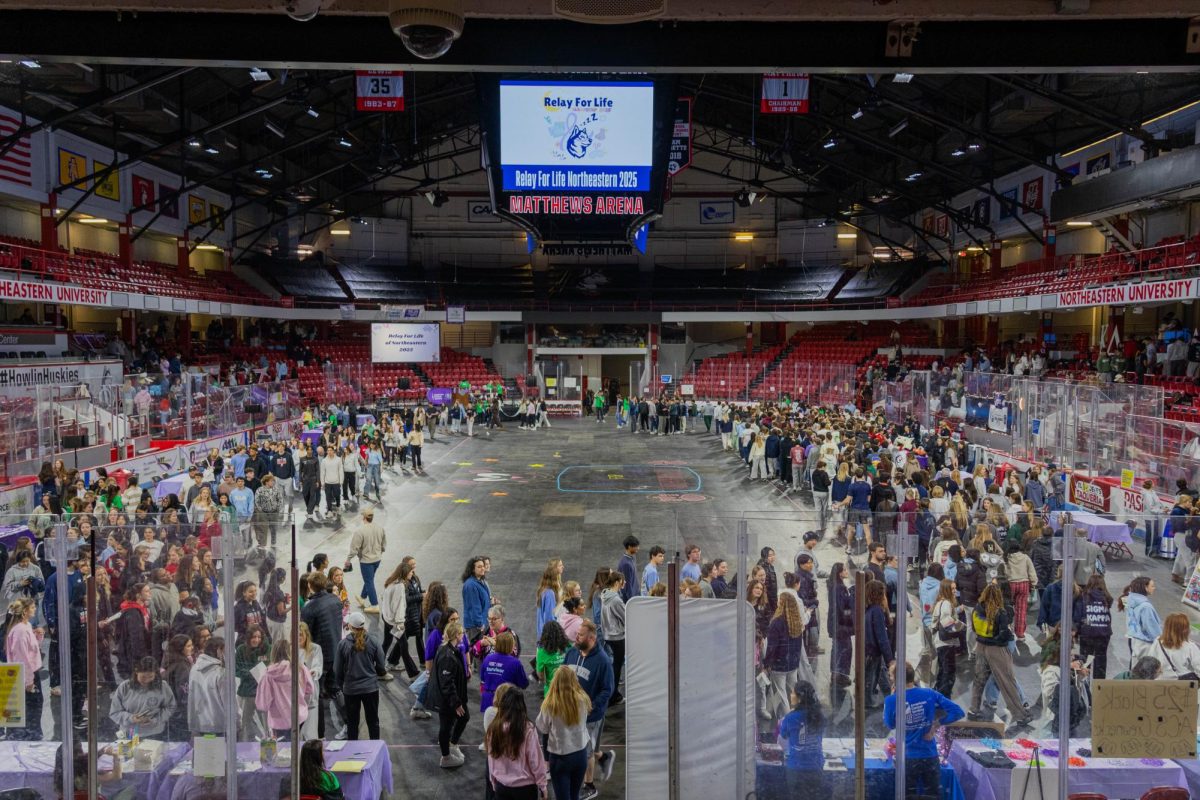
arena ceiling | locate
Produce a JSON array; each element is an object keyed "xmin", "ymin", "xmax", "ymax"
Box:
[{"xmin": 0, "ymin": 3, "xmax": 1198, "ymax": 252}]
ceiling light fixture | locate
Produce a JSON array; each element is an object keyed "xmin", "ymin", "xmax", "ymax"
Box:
[
  {"xmin": 330, "ymin": 228, "xmax": 352, "ymax": 236},
  {"xmin": 249, "ymin": 67, "xmax": 271, "ymax": 82},
  {"xmin": 336, "ymin": 136, "xmax": 353, "ymax": 148},
  {"xmin": 733, "ymin": 232, "xmax": 755, "ymax": 242},
  {"xmin": 905, "ymin": 172, "xmax": 923, "ymax": 182},
  {"xmin": 967, "ymin": 142, "xmax": 983, "ymax": 152},
  {"xmin": 19, "ymin": 59, "xmax": 40, "ymax": 69},
  {"xmin": 823, "ymin": 138, "xmax": 838, "ymax": 149},
  {"xmin": 196, "ymin": 244, "xmax": 223, "ymax": 251},
  {"xmin": 264, "ymin": 118, "xmax": 286, "ymax": 139},
  {"xmin": 423, "ymin": 189, "xmax": 449, "ymax": 207},
  {"xmin": 77, "ymin": 217, "xmax": 108, "ymax": 224},
  {"xmin": 1066, "ymin": 220, "xmax": 1093, "ymax": 226},
  {"xmin": 186, "ymin": 137, "xmax": 202, "ymax": 148},
  {"xmin": 851, "ymin": 108, "xmax": 864, "ymax": 120},
  {"xmin": 888, "ymin": 119, "xmax": 909, "ymax": 138},
  {"xmin": 837, "ymin": 232, "xmax": 857, "ymax": 240},
  {"xmin": 161, "ymin": 103, "xmax": 179, "ymax": 119},
  {"xmin": 203, "ymin": 144, "xmax": 220, "ymax": 155},
  {"xmin": 305, "ymin": 106, "xmax": 320, "ymax": 118},
  {"xmin": 951, "ymin": 147, "xmax": 966, "ymax": 157},
  {"xmin": 893, "ymin": 73, "xmax": 914, "ymax": 84}
]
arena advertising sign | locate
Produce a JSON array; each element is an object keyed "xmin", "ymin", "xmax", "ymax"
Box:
[
  {"xmin": 1071, "ymin": 477, "xmax": 1109, "ymax": 512},
  {"xmin": 0, "ymin": 277, "xmax": 109, "ymax": 307},
  {"xmin": 499, "ymin": 80, "xmax": 654, "ymax": 192},
  {"xmin": 1058, "ymin": 278, "xmax": 1200, "ymax": 309},
  {"xmin": 370, "ymin": 323, "xmax": 441, "ymax": 363},
  {"xmin": 482, "ymin": 75, "xmax": 677, "ymax": 248},
  {"xmin": 0, "ymin": 360, "xmax": 121, "ymax": 398}
]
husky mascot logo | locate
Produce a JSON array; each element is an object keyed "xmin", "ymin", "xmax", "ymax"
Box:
[{"xmin": 565, "ymin": 125, "xmax": 593, "ymax": 158}]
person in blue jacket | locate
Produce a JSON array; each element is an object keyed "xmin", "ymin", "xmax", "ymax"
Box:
[
  {"xmin": 776, "ymin": 681, "xmax": 826, "ymax": 799},
  {"xmin": 884, "ymin": 660, "xmax": 964, "ymax": 799},
  {"xmin": 461, "ymin": 556, "xmax": 493, "ymax": 643},
  {"xmin": 1120, "ymin": 575, "xmax": 1163, "ymax": 662},
  {"xmin": 565, "ymin": 619, "xmax": 614, "ymax": 800}
]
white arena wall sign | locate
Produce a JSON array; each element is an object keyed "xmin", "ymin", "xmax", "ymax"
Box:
[
  {"xmin": 0, "ymin": 277, "xmax": 110, "ymax": 307},
  {"xmin": 1057, "ymin": 278, "xmax": 1200, "ymax": 309}
]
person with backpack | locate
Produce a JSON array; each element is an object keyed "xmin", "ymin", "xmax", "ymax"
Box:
[
  {"xmin": 1073, "ymin": 574, "xmax": 1113, "ymax": 679},
  {"xmin": 967, "ymin": 584, "xmax": 1034, "ymax": 734}
]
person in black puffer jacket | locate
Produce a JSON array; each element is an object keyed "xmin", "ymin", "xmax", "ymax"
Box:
[
  {"xmin": 300, "ymin": 572, "xmax": 344, "ymax": 738},
  {"xmin": 955, "ymin": 550, "xmax": 987, "ymax": 608},
  {"xmin": 1030, "ymin": 528, "xmax": 1057, "ymax": 588}
]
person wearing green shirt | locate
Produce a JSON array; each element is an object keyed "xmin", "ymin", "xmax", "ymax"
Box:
[
  {"xmin": 593, "ymin": 392, "xmax": 606, "ymax": 423},
  {"xmin": 536, "ymin": 620, "xmax": 571, "ymax": 697},
  {"xmin": 279, "ymin": 739, "xmax": 342, "ymax": 800}
]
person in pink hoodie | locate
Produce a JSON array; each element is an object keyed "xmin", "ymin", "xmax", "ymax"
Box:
[
  {"xmin": 486, "ymin": 689, "xmax": 548, "ymax": 799},
  {"xmin": 5, "ymin": 598, "xmax": 43, "ymax": 741},
  {"xmin": 255, "ymin": 638, "xmax": 315, "ymax": 739}
]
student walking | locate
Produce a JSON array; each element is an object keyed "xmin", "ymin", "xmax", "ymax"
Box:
[
  {"xmin": 429, "ymin": 621, "xmax": 470, "ymax": 769},
  {"xmin": 599, "ymin": 573, "xmax": 628, "ymax": 706},
  {"xmin": 537, "ymin": 667, "xmax": 593, "ymax": 800},
  {"xmin": 333, "ymin": 612, "xmax": 388, "ymax": 740},
  {"xmin": 408, "ymin": 424, "xmax": 425, "ymax": 474},
  {"xmin": 967, "ymin": 584, "xmax": 1034, "ymax": 733},
  {"xmin": 485, "ymin": 689, "xmax": 548, "ymax": 799}
]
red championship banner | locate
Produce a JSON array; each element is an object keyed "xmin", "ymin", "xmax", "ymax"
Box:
[
  {"xmin": 760, "ymin": 74, "xmax": 809, "ymax": 114},
  {"xmin": 355, "ymin": 71, "xmax": 405, "ymax": 112}
]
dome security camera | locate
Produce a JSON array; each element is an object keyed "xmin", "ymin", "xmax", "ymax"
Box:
[
  {"xmin": 388, "ymin": 1, "xmax": 464, "ymax": 60},
  {"xmin": 281, "ymin": 0, "xmax": 326, "ymax": 22}
]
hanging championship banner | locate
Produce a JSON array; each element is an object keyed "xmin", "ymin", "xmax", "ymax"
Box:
[
  {"xmin": 668, "ymin": 97, "xmax": 692, "ymax": 176},
  {"xmin": 356, "ymin": 71, "xmax": 405, "ymax": 112},
  {"xmin": 760, "ymin": 73, "xmax": 810, "ymax": 114}
]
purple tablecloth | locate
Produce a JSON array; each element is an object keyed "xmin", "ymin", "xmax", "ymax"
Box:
[
  {"xmin": 0, "ymin": 523, "xmax": 34, "ymax": 551},
  {"xmin": 0, "ymin": 740, "xmax": 188, "ymax": 800},
  {"xmin": 154, "ymin": 473, "xmax": 188, "ymax": 502},
  {"xmin": 948, "ymin": 738, "xmax": 1186, "ymax": 800},
  {"xmin": 162, "ymin": 739, "xmax": 391, "ymax": 800},
  {"xmin": 356, "ymin": 414, "xmax": 376, "ymax": 427},
  {"xmin": 1051, "ymin": 510, "xmax": 1132, "ymax": 544}
]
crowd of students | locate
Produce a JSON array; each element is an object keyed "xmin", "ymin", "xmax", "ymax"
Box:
[{"xmin": 9, "ymin": 388, "xmax": 1200, "ymax": 800}]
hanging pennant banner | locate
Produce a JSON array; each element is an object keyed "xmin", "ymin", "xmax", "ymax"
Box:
[
  {"xmin": 356, "ymin": 70, "xmax": 405, "ymax": 112},
  {"xmin": 760, "ymin": 73, "xmax": 810, "ymax": 114},
  {"xmin": 668, "ymin": 97, "xmax": 692, "ymax": 176}
]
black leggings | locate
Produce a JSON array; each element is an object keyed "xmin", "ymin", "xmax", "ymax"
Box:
[
  {"xmin": 494, "ymin": 782, "xmax": 539, "ymax": 800},
  {"xmin": 608, "ymin": 639, "xmax": 626, "ymax": 695},
  {"xmin": 344, "ymin": 689, "xmax": 380, "ymax": 740},
  {"xmin": 438, "ymin": 708, "xmax": 469, "ymax": 756},
  {"xmin": 1079, "ymin": 635, "xmax": 1110, "ymax": 680},
  {"xmin": 410, "ymin": 445, "xmax": 423, "ymax": 470},
  {"xmin": 935, "ymin": 645, "xmax": 957, "ymax": 698},
  {"xmin": 343, "ymin": 472, "xmax": 357, "ymax": 497}
]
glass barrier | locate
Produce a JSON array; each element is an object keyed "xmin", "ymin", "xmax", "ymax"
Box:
[{"xmin": 3, "ymin": 426, "xmax": 1198, "ymax": 800}]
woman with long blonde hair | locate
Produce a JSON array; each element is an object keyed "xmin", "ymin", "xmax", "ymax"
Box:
[
  {"xmin": 949, "ymin": 495, "xmax": 970, "ymax": 536},
  {"xmin": 968, "ymin": 584, "xmax": 1032, "ymax": 730},
  {"xmin": 536, "ymin": 667, "xmax": 593, "ymax": 800},
  {"xmin": 764, "ymin": 592, "xmax": 811, "ymax": 719},
  {"xmin": 536, "ymin": 558, "xmax": 565, "ymax": 638}
]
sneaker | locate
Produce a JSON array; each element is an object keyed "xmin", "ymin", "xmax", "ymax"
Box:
[
  {"xmin": 379, "ymin": 672, "xmax": 394, "ymax": 681},
  {"xmin": 410, "ymin": 707, "xmax": 432, "ymax": 720},
  {"xmin": 334, "ymin": 726, "xmax": 348, "ymax": 740},
  {"xmin": 579, "ymin": 784, "xmax": 600, "ymax": 800},
  {"xmin": 966, "ymin": 710, "xmax": 992, "ymax": 722},
  {"xmin": 450, "ymin": 744, "xmax": 464, "ymax": 760},
  {"xmin": 440, "ymin": 753, "xmax": 465, "ymax": 769},
  {"xmin": 599, "ymin": 750, "xmax": 617, "ymax": 782},
  {"xmin": 389, "ymin": 664, "xmax": 406, "ymax": 672}
]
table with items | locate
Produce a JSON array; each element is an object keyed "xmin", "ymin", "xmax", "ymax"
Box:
[
  {"xmin": 0, "ymin": 523, "xmax": 35, "ymax": 552},
  {"xmin": 0, "ymin": 740, "xmax": 189, "ymax": 800},
  {"xmin": 1051, "ymin": 509, "xmax": 1135, "ymax": 558},
  {"xmin": 947, "ymin": 737, "xmax": 1188, "ymax": 800},
  {"xmin": 161, "ymin": 739, "xmax": 392, "ymax": 800},
  {"xmin": 756, "ymin": 737, "xmax": 965, "ymax": 800}
]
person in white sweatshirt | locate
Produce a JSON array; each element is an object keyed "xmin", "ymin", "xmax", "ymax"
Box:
[
  {"xmin": 1156, "ymin": 613, "xmax": 1200, "ymax": 680},
  {"xmin": 320, "ymin": 450, "xmax": 344, "ymax": 519},
  {"xmin": 341, "ymin": 445, "xmax": 363, "ymax": 504}
]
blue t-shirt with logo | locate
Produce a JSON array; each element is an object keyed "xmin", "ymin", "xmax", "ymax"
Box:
[{"xmin": 777, "ymin": 708, "xmax": 824, "ymax": 770}]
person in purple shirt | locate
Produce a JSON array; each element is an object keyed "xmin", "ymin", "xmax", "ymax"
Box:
[
  {"xmin": 616, "ymin": 535, "xmax": 640, "ymax": 603},
  {"xmin": 478, "ymin": 631, "xmax": 528, "ymax": 711}
]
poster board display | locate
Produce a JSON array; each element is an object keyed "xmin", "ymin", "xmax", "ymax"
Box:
[
  {"xmin": 0, "ymin": 663, "xmax": 25, "ymax": 727},
  {"xmin": 1092, "ymin": 679, "xmax": 1198, "ymax": 758},
  {"xmin": 370, "ymin": 323, "xmax": 441, "ymax": 363}
]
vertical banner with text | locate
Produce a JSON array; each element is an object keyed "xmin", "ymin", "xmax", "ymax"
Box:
[
  {"xmin": 356, "ymin": 70, "xmax": 405, "ymax": 112},
  {"xmin": 760, "ymin": 74, "xmax": 810, "ymax": 114}
]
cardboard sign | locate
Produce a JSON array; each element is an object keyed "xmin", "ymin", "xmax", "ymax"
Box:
[
  {"xmin": 1092, "ymin": 679, "xmax": 1198, "ymax": 759},
  {"xmin": 1120, "ymin": 468, "xmax": 1135, "ymax": 489},
  {"xmin": 0, "ymin": 664, "xmax": 25, "ymax": 726}
]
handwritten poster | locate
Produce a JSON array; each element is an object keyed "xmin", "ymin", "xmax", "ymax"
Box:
[
  {"xmin": 1092, "ymin": 679, "xmax": 1197, "ymax": 758},
  {"xmin": 0, "ymin": 663, "xmax": 25, "ymax": 727}
]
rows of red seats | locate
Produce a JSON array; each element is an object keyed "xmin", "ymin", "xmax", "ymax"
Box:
[{"xmin": 911, "ymin": 236, "xmax": 1200, "ymax": 306}]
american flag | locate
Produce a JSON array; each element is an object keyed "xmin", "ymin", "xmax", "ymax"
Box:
[{"xmin": 0, "ymin": 111, "xmax": 33, "ymax": 187}]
